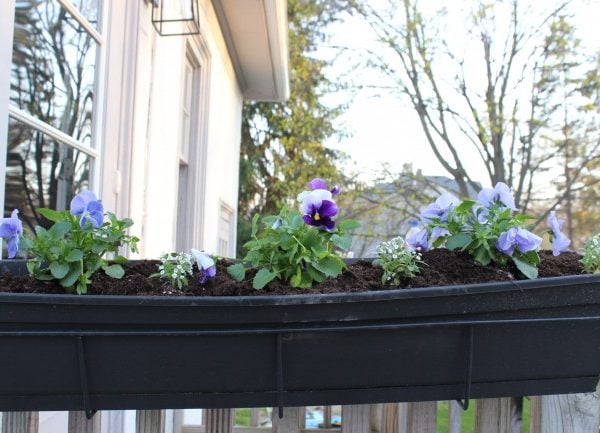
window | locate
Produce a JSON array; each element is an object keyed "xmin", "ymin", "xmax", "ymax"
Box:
[
  {"xmin": 218, "ymin": 203, "xmax": 235, "ymax": 257},
  {"xmin": 4, "ymin": 0, "xmax": 104, "ymax": 233},
  {"xmin": 174, "ymin": 40, "xmax": 210, "ymax": 253},
  {"xmin": 175, "ymin": 51, "xmax": 201, "ymax": 251}
]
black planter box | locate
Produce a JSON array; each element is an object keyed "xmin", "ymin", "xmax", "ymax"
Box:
[{"xmin": 0, "ymin": 260, "xmax": 599, "ymax": 413}]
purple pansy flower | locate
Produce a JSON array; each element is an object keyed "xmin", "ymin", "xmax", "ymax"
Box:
[
  {"xmin": 70, "ymin": 190, "xmax": 104, "ymax": 228},
  {"xmin": 0, "ymin": 209, "xmax": 23, "ymax": 258},
  {"xmin": 309, "ymin": 178, "xmax": 340, "ymax": 195},
  {"xmin": 299, "ymin": 189, "xmax": 338, "ymax": 230},
  {"xmin": 420, "ymin": 193, "xmax": 460, "ymax": 222},
  {"xmin": 477, "ymin": 182, "xmax": 517, "ymax": 211},
  {"xmin": 406, "ymin": 226, "xmax": 429, "ymax": 251},
  {"xmin": 191, "ymin": 249, "xmax": 217, "ymax": 283},
  {"xmin": 547, "ymin": 211, "xmax": 571, "ymax": 256},
  {"xmin": 496, "ymin": 227, "xmax": 542, "ymax": 256}
]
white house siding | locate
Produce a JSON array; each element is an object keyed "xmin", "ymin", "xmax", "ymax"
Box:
[{"xmin": 98, "ymin": 0, "xmax": 242, "ymax": 258}]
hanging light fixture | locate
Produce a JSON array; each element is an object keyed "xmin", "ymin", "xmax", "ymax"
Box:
[{"xmin": 151, "ymin": 0, "xmax": 201, "ymax": 36}]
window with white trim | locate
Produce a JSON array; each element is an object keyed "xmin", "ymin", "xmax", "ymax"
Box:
[
  {"xmin": 218, "ymin": 203, "xmax": 235, "ymax": 258},
  {"xmin": 5, "ymin": 0, "xmax": 104, "ymax": 233},
  {"xmin": 176, "ymin": 50, "xmax": 201, "ymax": 251}
]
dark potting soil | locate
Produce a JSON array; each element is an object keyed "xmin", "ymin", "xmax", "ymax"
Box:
[{"xmin": 0, "ymin": 249, "xmax": 586, "ymax": 296}]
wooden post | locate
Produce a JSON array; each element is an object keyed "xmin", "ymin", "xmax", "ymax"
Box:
[
  {"xmin": 1, "ymin": 412, "xmax": 38, "ymax": 433},
  {"xmin": 532, "ymin": 394, "xmax": 600, "ymax": 433},
  {"xmin": 380, "ymin": 404, "xmax": 399, "ymax": 433},
  {"xmin": 204, "ymin": 409, "xmax": 234, "ymax": 433},
  {"xmin": 323, "ymin": 406, "xmax": 333, "ymax": 429},
  {"xmin": 137, "ymin": 410, "xmax": 165, "ymax": 433},
  {"xmin": 530, "ymin": 397, "xmax": 542, "ymax": 433},
  {"xmin": 448, "ymin": 401, "xmax": 462, "ymax": 433},
  {"xmin": 398, "ymin": 402, "xmax": 436, "ymax": 433},
  {"xmin": 474, "ymin": 398, "xmax": 516, "ymax": 433},
  {"xmin": 68, "ymin": 411, "xmax": 101, "ymax": 433},
  {"xmin": 342, "ymin": 405, "xmax": 371, "ymax": 433},
  {"xmin": 250, "ymin": 408, "xmax": 260, "ymax": 427},
  {"xmin": 272, "ymin": 407, "xmax": 301, "ymax": 433}
]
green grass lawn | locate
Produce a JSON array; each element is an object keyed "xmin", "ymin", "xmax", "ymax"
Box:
[{"xmin": 437, "ymin": 399, "xmax": 530, "ymax": 433}]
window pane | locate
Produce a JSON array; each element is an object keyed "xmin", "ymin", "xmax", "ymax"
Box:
[
  {"xmin": 11, "ymin": 0, "xmax": 98, "ymax": 147},
  {"xmin": 70, "ymin": 0, "xmax": 100, "ymax": 28},
  {"xmin": 4, "ymin": 118, "xmax": 92, "ymax": 232}
]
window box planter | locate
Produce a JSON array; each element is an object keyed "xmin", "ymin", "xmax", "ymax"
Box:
[{"xmin": 0, "ymin": 259, "xmax": 599, "ymax": 415}]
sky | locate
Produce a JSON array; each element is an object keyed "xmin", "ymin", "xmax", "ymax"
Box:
[{"xmin": 318, "ymin": 0, "xmax": 600, "ymax": 188}]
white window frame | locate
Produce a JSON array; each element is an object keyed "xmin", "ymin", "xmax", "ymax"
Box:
[
  {"xmin": 0, "ymin": 0, "xmax": 109, "ymax": 216},
  {"xmin": 174, "ymin": 35, "xmax": 211, "ymax": 251},
  {"xmin": 0, "ymin": 0, "xmax": 17, "ymax": 229}
]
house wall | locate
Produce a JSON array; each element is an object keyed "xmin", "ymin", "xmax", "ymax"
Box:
[{"xmin": 101, "ymin": 0, "xmax": 242, "ymax": 258}]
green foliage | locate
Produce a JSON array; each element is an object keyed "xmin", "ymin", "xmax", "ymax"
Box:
[
  {"xmin": 374, "ymin": 237, "xmax": 422, "ymax": 286},
  {"xmin": 228, "ymin": 209, "xmax": 357, "ymax": 289},
  {"xmin": 152, "ymin": 252, "xmax": 194, "ymax": 290},
  {"xmin": 581, "ymin": 234, "xmax": 600, "ymax": 274},
  {"xmin": 237, "ymin": 0, "xmax": 350, "ymax": 254},
  {"xmin": 23, "ymin": 210, "xmax": 139, "ymax": 294},
  {"xmin": 429, "ymin": 200, "xmax": 541, "ymax": 279}
]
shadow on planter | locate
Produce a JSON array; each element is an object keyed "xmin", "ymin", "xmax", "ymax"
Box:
[{"xmin": 0, "ymin": 260, "xmax": 599, "ymax": 416}]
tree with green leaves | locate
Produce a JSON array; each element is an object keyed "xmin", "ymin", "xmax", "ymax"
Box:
[{"xmin": 237, "ymin": 0, "xmax": 350, "ymax": 256}]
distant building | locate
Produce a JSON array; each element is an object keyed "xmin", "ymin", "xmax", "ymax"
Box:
[{"xmin": 350, "ymin": 174, "xmax": 480, "ymax": 256}]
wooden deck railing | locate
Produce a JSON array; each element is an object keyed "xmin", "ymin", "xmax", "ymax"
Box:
[{"xmin": 0, "ymin": 395, "xmax": 597, "ymax": 433}]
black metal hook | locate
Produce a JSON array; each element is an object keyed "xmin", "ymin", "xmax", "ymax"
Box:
[
  {"xmin": 76, "ymin": 336, "xmax": 96, "ymax": 419},
  {"xmin": 456, "ymin": 326, "xmax": 474, "ymax": 411},
  {"xmin": 276, "ymin": 333, "xmax": 284, "ymax": 419}
]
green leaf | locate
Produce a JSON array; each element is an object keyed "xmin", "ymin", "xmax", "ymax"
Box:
[
  {"xmin": 474, "ymin": 245, "xmax": 492, "ymax": 266},
  {"xmin": 302, "ymin": 230, "xmax": 321, "ymax": 249},
  {"xmin": 227, "ymin": 263, "xmax": 246, "ymax": 281},
  {"xmin": 310, "ymin": 245, "xmax": 328, "ymax": 259},
  {"xmin": 290, "ymin": 267, "xmax": 302, "ymax": 287},
  {"xmin": 38, "ymin": 208, "xmax": 65, "ymax": 223},
  {"xmin": 331, "ymin": 234, "xmax": 352, "ymax": 251},
  {"xmin": 113, "ymin": 255, "xmax": 128, "ymax": 265},
  {"xmin": 313, "ymin": 256, "xmax": 344, "ymax": 277},
  {"xmin": 34, "ymin": 226, "xmax": 47, "ymax": 236},
  {"xmin": 454, "ymin": 200, "xmax": 475, "ymax": 213},
  {"xmin": 338, "ymin": 219, "xmax": 361, "ymax": 231},
  {"xmin": 26, "ymin": 260, "xmax": 36, "ymax": 275},
  {"xmin": 48, "ymin": 220, "xmax": 71, "ymax": 238},
  {"xmin": 76, "ymin": 282, "xmax": 88, "ymax": 295},
  {"xmin": 60, "ymin": 265, "xmax": 82, "ymax": 288},
  {"xmin": 446, "ymin": 233, "xmax": 471, "ymax": 251},
  {"xmin": 513, "ymin": 257, "xmax": 538, "ymax": 279},
  {"xmin": 49, "ymin": 262, "xmax": 69, "ymax": 279},
  {"xmin": 66, "ymin": 249, "xmax": 84, "ymax": 262},
  {"xmin": 306, "ymin": 264, "xmax": 326, "ymax": 283},
  {"xmin": 253, "ymin": 268, "xmax": 277, "ymax": 290},
  {"xmin": 103, "ymin": 264, "xmax": 125, "ymax": 279},
  {"xmin": 251, "ymin": 214, "xmax": 260, "ymax": 237}
]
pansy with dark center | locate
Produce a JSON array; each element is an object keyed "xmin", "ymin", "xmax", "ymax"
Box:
[
  {"xmin": 297, "ymin": 179, "xmax": 340, "ymax": 231},
  {"xmin": 299, "ymin": 189, "xmax": 338, "ymax": 230}
]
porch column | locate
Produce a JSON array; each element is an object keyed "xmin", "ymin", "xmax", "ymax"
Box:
[{"xmin": 1, "ymin": 412, "xmax": 38, "ymax": 433}]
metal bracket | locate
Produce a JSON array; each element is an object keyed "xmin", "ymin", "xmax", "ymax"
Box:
[
  {"xmin": 276, "ymin": 333, "xmax": 284, "ymax": 419},
  {"xmin": 456, "ymin": 326, "xmax": 474, "ymax": 411},
  {"xmin": 76, "ymin": 336, "xmax": 97, "ymax": 419}
]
